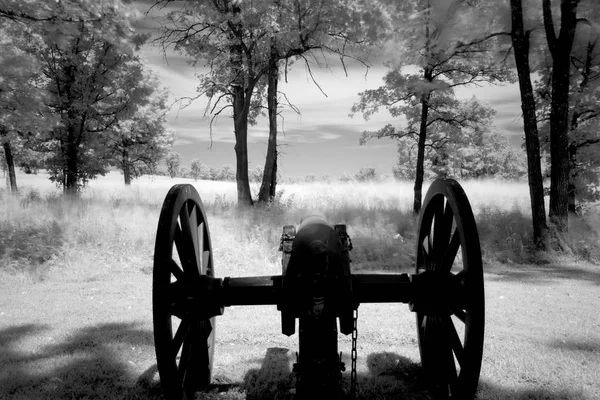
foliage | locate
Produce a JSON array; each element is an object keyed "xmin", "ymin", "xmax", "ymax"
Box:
[
  {"xmin": 107, "ymin": 71, "xmax": 173, "ymax": 184},
  {"xmin": 216, "ymin": 164, "xmax": 235, "ymax": 182},
  {"xmin": 16, "ymin": 147, "xmax": 44, "ymax": 175},
  {"xmin": 304, "ymin": 175, "xmax": 316, "ymax": 183},
  {"xmin": 0, "ymin": 0, "xmax": 153, "ymax": 193},
  {"xmin": 189, "ymin": 159, "xmax": 204, "ymax": 181},
  {"xmin": 250, "ymin": 165, "xmax": 264, "ymax": 183},
  {"xmin": 0, "ymin": 20, "xmax": 52, "ymax": 135},
  {"xmin": 354, "ymin": 167, "xmax": 379, "ymax": 182},
  {"xmin": 165, "ymin": 151, "xmax": 180, "ymax": 178},
  {"xmin": 339, "ymin": 173, "xmax": 355, "ymax": 182},
  {"xmin": 351, "ymin": 0, "xmax": 515, "ymax": 212},
  {"xmin": 153, "ymin": 0, "xmax": 383, "ymax": 205},
  {"xmin": 535, "ymin": 1, "xmax": 600, "ymax": 209},
  {"xmin": 394, "ymin": 129, "xmax": 527, "ymax": 181}
]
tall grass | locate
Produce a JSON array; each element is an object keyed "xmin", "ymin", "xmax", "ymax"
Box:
[{"xmin": 1, "ymin": 171, "xmax": 598, "ymax": 282}]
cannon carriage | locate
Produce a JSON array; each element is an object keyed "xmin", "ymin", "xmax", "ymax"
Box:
[{"xmin": 152, "ymin": 179, "xmax": 485, "ymax": 400}]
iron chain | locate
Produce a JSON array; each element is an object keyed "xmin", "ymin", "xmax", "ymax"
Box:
[{"xmin": 350, "ymin": 307, "xmax": 358, "ymax": 399}]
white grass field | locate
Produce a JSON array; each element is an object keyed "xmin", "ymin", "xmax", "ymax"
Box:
[{"xmin": 1, "ymin": 171, "xmax": 599, "ymax": 400}]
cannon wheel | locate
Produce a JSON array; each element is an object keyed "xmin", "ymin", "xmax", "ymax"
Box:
[
  {"xmin": 153, "ymin": 184, "xmax": 216, "ymax": 400},
  {"xmin": 415, "ymin": 179, "xmax": 484, "ymax": 399}
]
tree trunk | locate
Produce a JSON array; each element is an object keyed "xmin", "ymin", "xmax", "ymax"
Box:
[
  {"xmin": 65, "ymin": 132, "xmax": 79, "ymax": 195},
  {"xmin": 232, "ymin": 84, "xmax": 253, "ymax": 207},
  {"xmin": 413, "ymin": 69, "xmax": 432, "ymax": 215},
  {"xmin": 123, "ymin": 147, "xmax": 132, "ymax": 185},
  {"xmin": 511, "ymin": 0, "xmax": 548, "ymax": 248},
  {"xmin": 259, "ymin": 46, "xmax": 279, "ymax": 204},
  {"xmin": 228, "ymin": 7, "xmax": 254, "ymax": 207},
  {"xmin": 567, "ymin": 143, "xmax": 577, "ymax": 214},
  {"xmin": 568, "ymin": 35, "xmax": 595, "ymax": 215},
  {"xmin": 2, "ymin": 140, "xmax": 18, "ymax": 194},
  {"xmin": 543, "ymin": 0, "xmax": 578, "ymax": 232}
]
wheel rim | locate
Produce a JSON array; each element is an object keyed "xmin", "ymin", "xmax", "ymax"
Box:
[
  {"xmin": 153, "ymin": 184, "xmax": 216, "ymax": 400},
  {"xmin": 415, "ymin": 179, "xmax": 484, "ymax": 399}
]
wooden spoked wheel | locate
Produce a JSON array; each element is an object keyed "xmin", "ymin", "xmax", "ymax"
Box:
[
  {"xmin": 415, "ymin": 179, "xmax": 484, "ymax": 399},
  {"xmin": 153, "ymin": 184, "xmax": 217, "ymax": 400}
]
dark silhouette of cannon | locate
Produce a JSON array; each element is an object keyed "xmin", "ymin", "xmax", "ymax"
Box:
[{"xmin": 152, "ymin": 178, "xmax": 485, "ymax": 400}]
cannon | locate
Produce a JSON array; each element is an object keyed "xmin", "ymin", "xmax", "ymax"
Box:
[{"xmin": 152, "ymin": 178, "xmax": 485, "ymax": 400}]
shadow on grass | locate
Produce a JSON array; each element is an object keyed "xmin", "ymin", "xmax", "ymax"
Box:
[
  {"xmin": 1, "ymin": 324, "xmax": 589, "ymax": 400},
  {"xmin": 547, "ymin": 338, "xmax": 600, "ymax": 353},
  {"xmin": 0, "ymin": 322, "xmax": 162, "ymax": 400},
  {"xmin": 237, "ymin": 348, "xmax": 588, "ymax": 400},
  {"xmin": 486, "ymin": 263, "xmax": 600, "ymax": 285},
  {"xmin": 243, "ymin": 347, "xmax": 295, "ymax": 399}
]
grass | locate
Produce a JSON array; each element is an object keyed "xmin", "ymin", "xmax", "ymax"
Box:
[{"xmin": 1, "ymin": 170, "xmax": 599, "ymax": 399}]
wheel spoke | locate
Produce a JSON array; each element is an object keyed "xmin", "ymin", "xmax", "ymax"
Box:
[
  {"xmin": 442, "ymin": 315, "xmax": 464, "ymax": 366},
  {"xmin": 452, "ymin": 308, "xmax": 466, "ymax": 324},
  {"xmin": 172, "ymin": 319, "xmax": 191, "ymax": 357},
  {"xmin": 419, "ymin": 241, "xmax": 431, "ymax": 272},
  {"xmin": 198, "ymin": 222, "xmax": 205, "ymax": 273},
  {"xmin": 433, "ymin": 200, "xmax": 453, "ymax": 268},
  {"xmin": 440, "ymin": 229, "xmax": 461, "ymax": 272},
  {"xmin": 167, "ymin": 258, "xmax": 184, "ymax": 282},
  {"xmin": 453, "ymin": 269, "xmax": 465, "ymax": 283},
  {"xmin": 202, "ymin": 251, "xmax": 210, "ymax": 276},
  {"xmin": 427, "ymin": 316, "xmax": 450, "ymax": 397},
  {"xmin": 178, "ymin": 330, "xmax": 194, "ymax": 384},
  {"xmin": 176, "ymin": 207, "xmax": 199, "ymax": 274},
  {"xmin": 427, "ymin": 233, "xmax": 434, "ymax": 268},
  {"xmin": 189, "ymin": 204, "xmax": 201, "ymax": 274},
  {"xmin": 435, "ymin": 201, "xmax": 455, "ymax": 270}
]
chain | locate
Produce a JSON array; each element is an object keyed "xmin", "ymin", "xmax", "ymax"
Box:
[{"xmin": 350, "ymin": 307, "xmax": 358, "ymax": 399}]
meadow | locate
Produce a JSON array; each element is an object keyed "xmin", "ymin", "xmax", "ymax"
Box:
[{"xmin": 0, "ymin": 171, "xmax": 599, "ymax": 399}]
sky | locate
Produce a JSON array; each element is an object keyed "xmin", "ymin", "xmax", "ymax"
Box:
[{"xmin": 133, "ymin": 2, "xmax": 525, "ymax": 178}]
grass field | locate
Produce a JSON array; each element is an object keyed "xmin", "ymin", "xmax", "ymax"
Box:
[{"xmin": 1, "ymin": 171, "xmax": 599, "ymax": 399}]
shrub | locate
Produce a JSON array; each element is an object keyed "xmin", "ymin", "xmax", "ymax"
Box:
[
  {"xmin": 0, "ymin": 219, "xmax": 64, "ymax": 272},
  {"xmin": 355, "ymin": 167, "xmax": 379, "ymax": 182},
  {"xmin": 475, "ymin": 205, "xmax": 535, "ymax": 264}
]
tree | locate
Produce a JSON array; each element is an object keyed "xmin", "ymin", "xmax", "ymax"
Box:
[
  {"xmin": 108, "ymin": 73, "xmax": 173, "ymax": 185},
  {"xmin": 355, "ymin": 167, "xmax": 379, "ymax": 182},
  {"xmin": 216, "ymin": 164, "xmax": 235, "ymax": 181},
  {"xmin": 536, "ymin": 1, "xmax": 600, "ymax": 215},
  {"xmin": 165, "ymin": 151, "xmax": 180, "ymax": 179},
  {"xmin": 155, "ymin": 0, "xmax": 272, "ymax": 205},
  {"xmin": 189, "ymin": 159, "xmax": 204, "ymax": 181},
  {"xmin": 27, "ymin": 0, "xmax": 152, "ymax": 194},
  {"xmin": 541, "ymin": 0, "xmax": 580, "ymax": 231},
  {"xmin": 154, "ymin": 0, "xmax": 380, "ymax": 205},
  {"xmin": 352, "ymin": 0, "xmax": 513, "ymax": 214},
  {"xmin": 340, "ymin": 173, "xmax": 354, "ymax": 182},
  {"xmin": 0, "ymin": 131, "xmax": 17, "ymax": 193},
  {"xmin": 255, "ymin": 0, "xmax": 381, "ymax": 203},
  {"xmin": 0, "ymin": 20, "xmax": 51, "ymax": 193},
  {"xmin": 388, "ymin": 104, "xmax": 526, "ymax": 181}
]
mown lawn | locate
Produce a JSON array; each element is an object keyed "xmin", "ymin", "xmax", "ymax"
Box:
[{"xmin": 1, "ymin": 171, "xmax": 599, "ymax": 399}]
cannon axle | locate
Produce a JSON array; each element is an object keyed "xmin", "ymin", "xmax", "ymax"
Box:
[{"xmin": 161, "ymin": 271, "xmax": 467, "ymax": 319}]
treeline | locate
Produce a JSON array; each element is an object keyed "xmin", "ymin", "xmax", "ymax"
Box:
[{"xmin": 158, "ymin": 157, "xmax": 527, "ymax": 184}]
